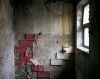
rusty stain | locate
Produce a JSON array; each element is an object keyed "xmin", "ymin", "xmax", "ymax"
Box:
[{"xmin": 58, "ymin": 3, "xmax": 73, "ymax": 46}]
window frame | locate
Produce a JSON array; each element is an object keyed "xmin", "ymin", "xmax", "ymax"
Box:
[
  {"xmin": 76, "ymin": 2, "xmax": 89, "ymax": 53},
  {"xmin": 82, "ymin": 3, "xmax": 89, "ymax": 48}
]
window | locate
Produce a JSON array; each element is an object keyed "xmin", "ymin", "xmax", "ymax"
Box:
[
  {"xmin": 83, "ymin": 28, "xmax": 89, "ymax": 46},
  {"xmin": 83, "ymin": 4, "xmax": 89, "ymax": 24},
  {"xmin": 83, "ymin": 4, "xmax": 89, "ymax": 48},
  {"xmin": 76, "ymin": 3, "xmax": 89, "ymax": 53}
]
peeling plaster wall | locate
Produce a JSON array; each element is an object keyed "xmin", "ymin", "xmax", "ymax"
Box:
[
  {"xmin": 14, "ymin": 0, "xmax": 75, "ymax": 79},
  {"xmin": 0, "ymin": 0, "xmax": 15, "ymax": 79}
]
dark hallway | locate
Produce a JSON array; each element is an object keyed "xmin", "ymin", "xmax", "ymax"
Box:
[{"xmin": 0, "ymin": 0, "xmax": 99, "ymax": 79}]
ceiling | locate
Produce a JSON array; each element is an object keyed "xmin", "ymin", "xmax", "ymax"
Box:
[{"xmin": 10, "ymin": 0, "xmax": 81, "ymax": 8}]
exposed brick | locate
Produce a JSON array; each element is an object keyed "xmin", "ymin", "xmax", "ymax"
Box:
[
  {"xmin": 20, "ymin": 40, "xmax": 33, "ymax": 47},
  {"xmin": 37, "ymin": 71, "xmax": 50, "ymax": 78},
  {"xmin": 20, "ymin": 56, "xmax": 30, "ymax": 65},
  {"xmin": 25, "ymin": 34, "xmax": 38, "ymax": 41},
  {"xmin": 32, "ymin": 65, "xmax": 44, "ymax": 72},
  {"xmin": 15, "ymin": 46, "xmax": 27, "ymax": 53}
]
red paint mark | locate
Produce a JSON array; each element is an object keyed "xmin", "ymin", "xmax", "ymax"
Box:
[
  {"xmin": 20, "ymin": 52, "xmax": 25, "ymax": 58},
  {"xmin": 37, "ymin": 71, "xmax": 50, "ymax": 78},
  {"xmin": 20, "ymin": 53, "xmax": 33, "ymax": 65},
  {"xmin": 20, "ymin": 56, "xmax": 29, "ymax": 65},
  {"xmin": 20, "ymin": 40, "xmax": 33, "ymax": 47},
  {"xmin": 25, "ymin": 34, "xmax": 38, "ymax": 41},
  {"xmin": 32, "ymin": 65, "xmax": 44, "ymax": 72},
  {"xmin": 15, "ymin": 46, "xmax": 27, "ymax": 53},
  {"xmin": 26, "ymin": 53, "xmax": 33, "ymax": 59}
]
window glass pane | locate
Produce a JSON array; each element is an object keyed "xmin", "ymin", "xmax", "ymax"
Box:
[
  {"xmin": 84, "ymin": 28, "xmax": 89, "ymax": 46},
  {"xmin": 83, "ymin": 4, "xmax": 89, "ymax": 24}
]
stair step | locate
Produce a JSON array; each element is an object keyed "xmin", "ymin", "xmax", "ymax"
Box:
[
  {"xmin": 37, "ymin": 71, "xmax": 50, "ymax": 78},
  {"xmin": 25, "ymin": 34, "xmax": 38, "ymax": 41},
  {"xmin": 56, "ymin": 52, "xmax": 70, "ymax": 60},
  {"xmin": 50, "ymin": 59, "xmax": 64, "ymax": 66},
  {"xmin": 20, "ymin": 40, "xmax": 33, "ymax": 47},
  {"xmin": 32, "ymin": 65, "xmax": 44, "ymax": 72}
]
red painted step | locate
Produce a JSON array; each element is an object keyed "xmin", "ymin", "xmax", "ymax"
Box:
[
  {"xmin": 25, "ymin": 34, "xmax": 38, "ymax": 41},
  {"xmin": 37, "ymin": 71, "xmax": 50, "ymax": 78},
  {"xmin": 20, "ymin": 40, "xmax": 33, "ymax": 47},
  {"xmin": 32, "ymin": 65, "xmax": 44, "ymax": 72}
]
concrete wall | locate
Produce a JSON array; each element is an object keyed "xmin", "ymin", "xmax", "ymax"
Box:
[
  {"xmin": 89, "ymin": 0, "xmax": 100, "ymax": 79},
  {"xmin": 0, "ymin": 0, "xmax": 15, "ymax": 79},
  {"xmin": 75, "ymin": 50, "xmax": 89, "ymax": 79},
  {"xmin": 14, "ymin": 0, "xmax": 75, "ymax": 79}
]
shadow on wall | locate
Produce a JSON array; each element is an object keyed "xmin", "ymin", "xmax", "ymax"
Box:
[{"xmin": 53, "ymin": 53, "xmax": 75, "ymax": 79}]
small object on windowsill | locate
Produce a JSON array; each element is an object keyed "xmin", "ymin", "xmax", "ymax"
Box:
[
  {"xmin": 60, "ymin": 46, "xmax": 66, "ymax": 53},
  {"xmin": 60, "ymin": 46, "xmax": 73, "ymax": 53}
]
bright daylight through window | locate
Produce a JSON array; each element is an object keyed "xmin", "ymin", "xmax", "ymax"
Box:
[{"xmin": 83, "ymin": 4, "xmax": 89, "ymax": 47}]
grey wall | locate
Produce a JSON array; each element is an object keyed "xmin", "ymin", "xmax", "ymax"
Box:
[
  {"xmin": 75, "ymin": 50, "xmax": 89, "ymax": 79},
  {"xmin": 14, "ymin": 0, "xmax": 75, "ymax": 79},
  {"xmin": 0, "ymin": 0, "xmax": 15, "ymax": 79},
  {"xmin": 89, "ymin": 0, "xmax": 100, "ymax": 79}
]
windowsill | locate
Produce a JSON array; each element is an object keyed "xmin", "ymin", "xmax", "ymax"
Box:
[{"xmin": 77, "ymin": 46, "xmax": 89, "ymax": 54}]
